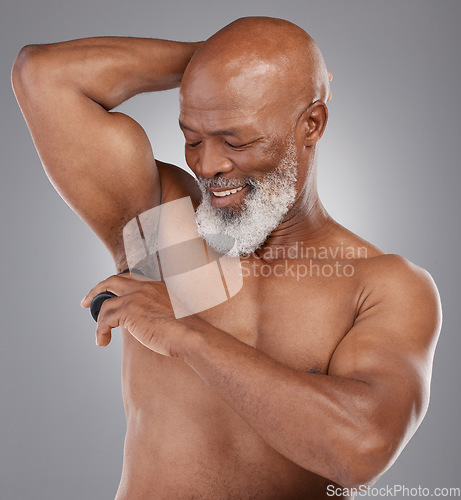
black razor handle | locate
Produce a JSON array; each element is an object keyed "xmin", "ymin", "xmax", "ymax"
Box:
[{"xmin": 90, "ymin": 292, "xmax": 117, "ymax": 322}]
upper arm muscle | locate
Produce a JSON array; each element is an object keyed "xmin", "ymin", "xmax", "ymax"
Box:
[
  {"xmin": 15, "ymin": 59, "xmax": 160, "ymax": 258},
  {"xmin": 328, "ymin": 256, "xmax": 441, "ymax": 445}
]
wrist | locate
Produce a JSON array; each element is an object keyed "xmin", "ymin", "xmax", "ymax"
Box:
[
  {"xmin": 181, "ymin": 41, "xmax": 204, "ymax": 68},
  {"xmin": 176, "ymin": 319, "xmax": 206, "ymax": 364}
]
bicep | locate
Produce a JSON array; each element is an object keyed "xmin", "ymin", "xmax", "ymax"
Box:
[
  {"xmin": 15, "ymin": 66, "xmax": 160, "ymax": 254},
  {"xmin": 328, "ymin": 258, "xmax": 441, "ymax": 444}
]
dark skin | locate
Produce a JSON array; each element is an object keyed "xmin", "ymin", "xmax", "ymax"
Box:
[{"xmin": 13, "ymin": 17, "xmax": 441, "ymax": 499}]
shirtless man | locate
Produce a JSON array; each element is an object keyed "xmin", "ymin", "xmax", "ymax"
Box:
[{"xmin": 12, "ymin": 16, "xmax": 441, "ymax": 500}]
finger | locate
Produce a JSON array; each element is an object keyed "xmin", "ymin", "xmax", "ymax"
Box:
[
  {"xmin": 96, "ymin": 328, "xmax": 112, "ymax": 347},
  {"xmin": 95, "ymin": 295, "xmax": 126, "ymax": 346},
  {"xmin": 81, "ymin": 274, "xmax": 139, "ymax": 308}
]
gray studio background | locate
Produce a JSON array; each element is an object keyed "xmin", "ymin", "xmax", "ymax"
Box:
[{"xmin": 1, "ymin": 0, "xmax": 460, "ymax": 498}]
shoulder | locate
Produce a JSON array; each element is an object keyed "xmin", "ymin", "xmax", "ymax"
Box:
[
  {"xmin": 355, "ymin": 254, "xmax": 442, "ymax": 335},
  {"xmin": 329, "ymin": 252, "xmax": 442, "ymax": 381},
  {"xmin": 360, "ymin": 254, "xmax": 438, "ymax": 295},
  {"xmin": 316, "ymin": 221, "xmax": 441, "ymax": 320}
]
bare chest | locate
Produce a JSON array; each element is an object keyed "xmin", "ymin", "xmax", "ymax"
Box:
[{"xmin": 196, "ymin": 259, "xmax": 360, "ymax": 373}]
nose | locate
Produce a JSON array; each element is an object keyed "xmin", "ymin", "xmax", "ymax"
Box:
[{"xmin": 194, "ymin": 142, "xmax": 233, "ymax": 178}]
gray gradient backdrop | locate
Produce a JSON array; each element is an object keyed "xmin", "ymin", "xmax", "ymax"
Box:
[{"xmin": 1, "ymin": 1, "xmax": 460, "ymax": 498}]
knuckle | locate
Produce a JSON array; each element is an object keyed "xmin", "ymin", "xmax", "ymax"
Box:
[{"xmin": 98, "ymin": 302, "xmax": 112, "ymax": 320}]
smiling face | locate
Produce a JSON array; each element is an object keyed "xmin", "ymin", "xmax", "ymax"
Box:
[
  {"xmin": 179, "ymin": 17, "xmax": 330, "ymax": 255},
  {"xmin": 194, "ymin": 134, "xmax": 300, "ymax": 257},
  {"xmin": 180, "ymin": 62, "xmax": 302, "ymax": 256}
]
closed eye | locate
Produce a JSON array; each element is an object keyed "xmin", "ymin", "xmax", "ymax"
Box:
[
  {"xmin": 225, "ymin": 141, "xmax": 248, "ymax": 149},
  {"xmin": 186, "ymin": 141, "xmax": 202, "ymax": 148}
]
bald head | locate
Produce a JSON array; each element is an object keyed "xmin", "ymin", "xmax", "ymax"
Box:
[
  {"xmin": 180, "ymin": 19, "xmax": 330, "ymax": 253},
  {"xmin": 181, "ymin": 17, "xmax": 330, "ymax": 120}
]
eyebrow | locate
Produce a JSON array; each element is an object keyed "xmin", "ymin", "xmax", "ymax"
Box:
[{"xmin": 178, "ymin": 119, "xmax": 239, "ymax": 137}]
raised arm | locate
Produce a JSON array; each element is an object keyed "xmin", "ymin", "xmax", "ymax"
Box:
[{"xmin": 12, "ymin": 37, "xmax": 201, "ymax": 262}]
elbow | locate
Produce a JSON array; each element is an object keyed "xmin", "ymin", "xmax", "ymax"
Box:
[
  {"xmin": 332, "ymin": 433, "xmax": 395, "ymax": 490},
  {"xmin": 12, "ymin": 44, "xmax": 46, "ymax": 97},
  {"xmin": 13, "ymin": 45, "xmax": 39, "ymax": 79}
]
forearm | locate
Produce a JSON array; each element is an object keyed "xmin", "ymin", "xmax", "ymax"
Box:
[
  {"xmin": 182, "ymin": 325, "xmax": 392, "ymax": 487},
  {"xmin": 13, "ymin": 37, "xmax": 201, "ymax": 110}
]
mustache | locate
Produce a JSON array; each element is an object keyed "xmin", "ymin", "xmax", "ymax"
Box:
[{"xmin": 196, "ymin": 176, "xmax": 257, "ymax": 189}]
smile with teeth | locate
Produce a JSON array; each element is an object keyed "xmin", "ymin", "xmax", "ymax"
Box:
[{"xmin": 212, "ymin": 186, "xmax": 245, "ymax": 197}]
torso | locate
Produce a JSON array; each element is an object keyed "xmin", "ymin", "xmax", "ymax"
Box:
[
  {"xmin": 114, "ymin": 169, "xmax": 382, "ymax": 499},
  {"xmin": 116, "ymin": 247, "xmax": 382, "ymax": 499}
]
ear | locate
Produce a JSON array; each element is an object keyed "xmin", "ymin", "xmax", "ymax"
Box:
[{"xmin": 297, "ymin": 100, "xmax": 329, "ymax": 147}]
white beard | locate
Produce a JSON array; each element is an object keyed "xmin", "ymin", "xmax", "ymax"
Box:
[{"xmin": 195, "ymin": 138, "xmax": 298, "ymax": 257}]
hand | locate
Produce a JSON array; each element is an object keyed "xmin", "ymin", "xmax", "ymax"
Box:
[{"xmin": 81, "ymin": 274, "xmax": 189, "ymax": 357}]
